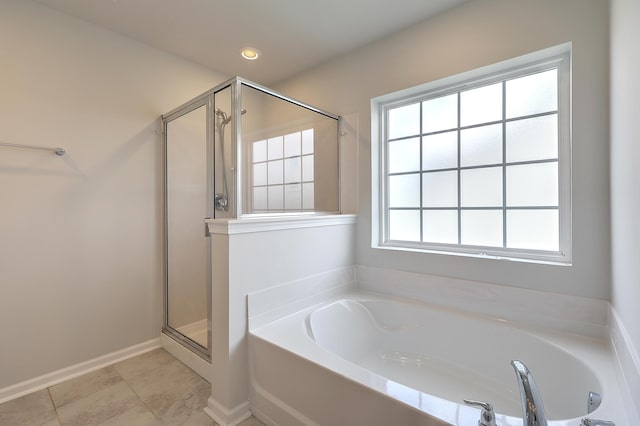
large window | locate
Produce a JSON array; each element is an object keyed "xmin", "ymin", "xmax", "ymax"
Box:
[{"xmin": 372, "ymin": 45, "xmax": 571, "ymax": 264}]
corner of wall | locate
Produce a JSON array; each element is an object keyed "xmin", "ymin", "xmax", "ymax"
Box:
[{"xmin": 610, "ymin": 307, "xmax": 640, "ymax": 424}]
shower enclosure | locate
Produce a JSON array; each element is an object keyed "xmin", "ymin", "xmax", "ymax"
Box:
[{"xmin": 161, "ymin": 77, "xmax": 340, "ymax": 362}]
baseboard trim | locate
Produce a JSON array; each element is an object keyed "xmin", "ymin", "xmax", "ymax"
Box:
[
  {"xmin": 204, "ymin": 397, "xmax": 251, "ymax": 426},
  {"xmin": 0, "ymin": 338, "xmax": 160, "ymax": 404}
]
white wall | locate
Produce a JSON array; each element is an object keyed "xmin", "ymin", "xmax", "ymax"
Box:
[
  {"xmin": 0, "ymin": 0, "xmax": 226, "ymax": 389},
  {"xmin": 207, "ymin": 218, "xmax": 356, "ymax": 424},
  {"xmin": 610, "ymin": 0, "xmax": 640, "ymax": 418},
  {"xmin": 276, "ymin": 0, "xmax": 610, "ymax": 300}
]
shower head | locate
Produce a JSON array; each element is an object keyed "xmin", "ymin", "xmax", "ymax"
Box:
[{"xmin": 216, "ymin": 108, "xmax": 247, "ymax": 126}]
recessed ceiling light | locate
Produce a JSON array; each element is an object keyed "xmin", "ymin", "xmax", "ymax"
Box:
[{"xmin": 241, "ymin": 48, "xmax": 260, "ymax": 61}]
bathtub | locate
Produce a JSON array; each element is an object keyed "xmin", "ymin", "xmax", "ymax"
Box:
[{"xmin": 248, "ymin": 291, "xmax": 627, "ymax": 426}]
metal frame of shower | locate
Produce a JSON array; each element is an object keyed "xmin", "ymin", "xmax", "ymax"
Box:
[{"xmin": 160, "ymin": 76, "xmax": 341, "ymax": 361}]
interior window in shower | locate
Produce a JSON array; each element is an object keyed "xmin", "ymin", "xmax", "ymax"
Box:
[
  {"xmin": 240, "ymin": 83, "xmax": 339, "ymax": 215},
  {"xmin": 251, "ymin": 129, "xmax": 315, "ymax": 212}
]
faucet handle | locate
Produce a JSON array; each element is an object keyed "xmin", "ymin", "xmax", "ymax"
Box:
[
  {"xmin": 463, "ymin": 399, "xmax": 497, "ymax": 426},
  {"xmin": 582, "ymin": 419, "xmax": 615, "ymax": 426}
]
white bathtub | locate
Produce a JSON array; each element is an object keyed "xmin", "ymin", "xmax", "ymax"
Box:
[{"xmin": 249, "ymin": 291, "xmax": 628, "ymax": 426}]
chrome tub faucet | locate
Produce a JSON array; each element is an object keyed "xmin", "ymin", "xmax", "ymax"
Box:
[{"xmin": 511, "ymin": 360, "xmax": 548, "ymax": 426}]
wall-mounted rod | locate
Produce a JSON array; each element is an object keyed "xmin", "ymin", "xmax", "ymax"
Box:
[{"xmin": 0, "ymin": 142, "xmax": 65, "ymax": 156}]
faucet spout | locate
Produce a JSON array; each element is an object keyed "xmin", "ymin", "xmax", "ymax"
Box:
[{"xmin": 511, "ymin": 360, "xmax": 548, "ymax": 426}]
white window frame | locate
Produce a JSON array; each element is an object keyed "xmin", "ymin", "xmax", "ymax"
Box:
[{"xmin": 371, "ymin": 44, "xmax": 572, "ymax": 265}]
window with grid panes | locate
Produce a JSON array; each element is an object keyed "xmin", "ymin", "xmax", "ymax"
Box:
[
  {"xmin": 373, "ymin": 47, "xmax": 571, "ymax": 264},
  {"xmin": 251, "ymin": 129, "xmax": 314, "ymax": 212}
]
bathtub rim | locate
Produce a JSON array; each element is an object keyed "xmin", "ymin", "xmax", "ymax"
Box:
[{"xmin": 248, "ymin": 289, "xmax": 628, "ymax": 426}]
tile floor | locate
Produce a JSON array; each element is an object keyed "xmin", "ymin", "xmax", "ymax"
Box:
[{"xmin": 0, "ymin": 349, "xmax": 265, "ymax": 426}]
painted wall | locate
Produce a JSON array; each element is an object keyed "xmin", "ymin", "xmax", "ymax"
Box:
[
  {"xmin": 610, "ymin": 0, "xmax": 640, "ymax": 418},
  {"xmin": 208, "ymin": 219, "xmax": 357, "ymax": 423},
  {"xmin": 0, "ymin": 0, "xmax": 226, "ymax": 389},
  {"xmin": 276, "ymin": 0, "xmax": 610, "ymax": 300}
]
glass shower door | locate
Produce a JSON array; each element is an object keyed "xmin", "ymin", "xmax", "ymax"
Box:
[{"xmin": 164, "ymin": 102, "xmax": 211, "ymax": 357}]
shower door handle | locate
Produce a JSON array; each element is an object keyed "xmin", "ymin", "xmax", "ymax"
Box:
[{"xmin": 204, "ymin": 218, "xmax": 211, "ymax": 237}]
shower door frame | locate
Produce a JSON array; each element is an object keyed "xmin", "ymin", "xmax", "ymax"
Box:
[
  {"xmin": 161, "ymin": 93, "xmax": 214, "ymax": 361},
  {"xmin": 160, "ymin": 76, "xmax": 341, "ymax": 361}
]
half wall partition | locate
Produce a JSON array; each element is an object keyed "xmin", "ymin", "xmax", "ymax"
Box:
[{"xmin": 161, "ymin": 77, "xmax": 340, "ymax": 364}]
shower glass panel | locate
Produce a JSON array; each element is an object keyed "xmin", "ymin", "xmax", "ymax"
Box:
[
  {"xmin": 164, "ymin": 102, "xmax": 210, "ymax": 356},
  {"xmin": 240, "ymin": 84, "xmax": 339, "ymax": 214}
]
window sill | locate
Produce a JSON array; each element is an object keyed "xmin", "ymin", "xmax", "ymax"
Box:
[{"xmin": 373, "ymin": 242, "xmax": 572, "ymax": 266}]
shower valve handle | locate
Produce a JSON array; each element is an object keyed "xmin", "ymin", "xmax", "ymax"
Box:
[
  {"xmin": 463, "ymin": 399, "xmax": 496, "ymax": 426},
  {"xmin": 214, "ymin": 193, "xmax": 228, "ymax": 211}
]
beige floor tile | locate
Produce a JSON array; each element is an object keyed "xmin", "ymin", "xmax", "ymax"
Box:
[
  {"xmin": 237, "ymin": 416, "xmax": 266, "ymax": 426},
  {"xmin": 113, "ymin": 348, "xmax": 175, "ymax": 381},
  {"xmin": 49, "ymin": 366, "xmax": 122, "ymax": 408},
  {"xmin": 56, "ymin": 381, "xmax": 142, "ymax": 426},
  {"xmin": 159, "ymin": 384, "xmax": 212, "ymax": 425},
  {"xmin": 126, "ymin": 358, "xmax": 209, "ymax": 418},
  {"xmin": 0, "ymin": 389, "xmax": 58, "ymax": 426},
  {"xmin": 97, "ymin": 404, "xmax": 160, "ymax": 426}
]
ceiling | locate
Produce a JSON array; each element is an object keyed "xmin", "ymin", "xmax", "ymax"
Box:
[{"xmin": 33, "ymin": 0, "xmax": 468, "ymax": 85}]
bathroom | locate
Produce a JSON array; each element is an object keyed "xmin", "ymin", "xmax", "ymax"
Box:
[{"xmin": 0, "ymin": 0, "xmax": 638, "ymax": 425}]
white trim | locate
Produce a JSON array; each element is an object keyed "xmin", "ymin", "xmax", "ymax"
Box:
[
  {"xmin": 160, "ymin": 332, "xmax": 212, "ymax": 383},
  {"xmin": 206, "ymin": 214, "xmax": 356, "ymax": 235},
  {"xmin": 0, "ymin": 338, "xmax": 160, "ymax": 404},
  {"xmin": 610, "ymin": 307, "xmax": 640, "ymax": 424},
  {"xmin": 204, "ymin": 397, "xmax": 252, "ymax": 426}
]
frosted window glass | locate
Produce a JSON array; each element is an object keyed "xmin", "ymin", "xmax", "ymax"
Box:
[
  {"xmin": 253, "ymin": 187, "xmax": 267, "ymax": 210},
  {"xmin": 460, "ymin": 83, "xmax": 502, "ymax": 127},
  {"xmin": 302, "ymin": 129, "xmax": 314, "ymax": 154},
  {"xmin": 461, "ymin": 210, "xmax": 503, "ymax": 247},
  {"xmin": 422, "ymin": 131, "xmax": 457, "ymax": 170},
  {"xmin": 423, "ymin": 210, "xmax": 458, "ymax": 244},
  {"xmin": 460, "ymin": 123, "xmax": 502, "ymax": 167},
  {"xmin": 461, "ymin": 167, "xmax": 502, "ymax": 207},
  {"xmin": 389, "ymin": 138, "xmax": 420, "ymax": 173},
  {"xmin": 389, "ymin": 103, "xmax": 420, "ymax": 139},
  {"xmin": 284, "ymin": 132, "xmax": 301, "ymax": 157},
  {"xmin": 253, "ymin": 140, "xmax": 267, "ymax": 162},
  {"xmin": 284, "ymin": 157, "xmax": 301, "ymax": 184},
  {"xmin": 267, "ymin": 136, "xmax": 283, "ymax": 160},
  {"xmin": 389, "ymin": 210, "xmax": 420, "ymax": 241},
  {"xmin": 422, "ymin": 94, "xmax": 457, "ymax": 133},
  {"xmin": 389, "ymin": 174, "xmax": 420, "ymax": 208},
  {"xmin": 507, "ymin": 210, "xmax": 559, "ymax": 251},
  {"xmin": 267, "ymin": 185, "xmax": 283, "ymax": 210},
  {"xmin": 422, "ymin": 171, "xmax": 458, "ymax": 207},
  {"xmin": 506, "ymin": 163, "xmax": 558, "ymax": 207},
  {"xmin": 506, "ymin": 69, "xmax": 557, "ymax": 119},
  {"xmin": 253, "ymin": 163, "xmax": 267, "ymax": 186},
  {"xmin": 302, "ymin": 183, "xmax": 314, "ymax": 209},
  {"xmin": 267, "ymin": 160, "xmax": 283, "ymax": 184},
  {"xmin": 284, "ymin": 184, "xmax": 302, "ymax": 210},
  {"xmin": 302, "ymin": 155, "xmax": 314, "ymax": 181},
  {"xmin": 506, "ymin": 115, "xmax": 558, "ymax": 163}
]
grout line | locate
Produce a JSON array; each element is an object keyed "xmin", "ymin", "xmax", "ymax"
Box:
[
  {"xmin": 46, "ymin": 387, "xmax": 63, "ymax": 426},
  {"xmin": 121, "ymin": 370, "xmax": 162, "ymax": 421}
]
